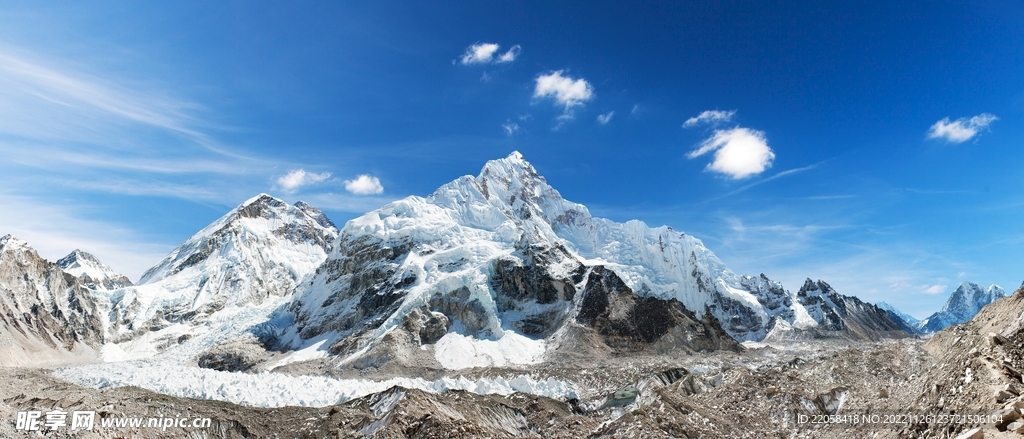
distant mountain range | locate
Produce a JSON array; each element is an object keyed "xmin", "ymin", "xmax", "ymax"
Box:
[{"xmin": 1, "ymin": 152, "xmax": 979, "ymax": 369}]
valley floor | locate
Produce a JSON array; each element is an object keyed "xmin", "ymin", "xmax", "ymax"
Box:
[{"xmin": 2, "ymin": 337, "xmax": 1023, "ymax": 438}]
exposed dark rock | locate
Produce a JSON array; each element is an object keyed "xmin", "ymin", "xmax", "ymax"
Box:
[
  {"xmin": 490, "ymin": 241, "xmax": 584, "ymax": 337},
  {"xmin": 576, "ymin": 266, "xmax": 741, "ymax": 353},
  {"xmin": 429, "ymin": 287, "xmax": 489, "ymax": 334},
  {"xmin": 293, "ymin": 237, "xmax": 414, "ymax": 340},
  {"xmin": 491, "ymin": 243, "xmax": 584, "ymax": 306}
]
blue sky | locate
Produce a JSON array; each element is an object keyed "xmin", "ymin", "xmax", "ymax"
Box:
[{"xmin": 1, "ymin": 1, "xmax": 1021, "ymax": 317}]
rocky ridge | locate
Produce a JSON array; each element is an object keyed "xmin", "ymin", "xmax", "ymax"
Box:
[{"xmin": 0, "ymin": 235, "xmax": 107, "ymax": 366}]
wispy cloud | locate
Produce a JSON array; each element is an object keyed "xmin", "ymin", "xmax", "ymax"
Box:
[
  {"xmin": 0, "ymin": 46, "xmax": 214, "ymax": 148},
  {"xmin": 0, "ymin": 190, "xmax": 172, "ymax": 281},
  {"xmin": 496, "ymin": 45, "xmax": 521, "ymax": 63},
  {"xmin": 344, "ymin": 174, "xmax": 384, "ymax": 195},
  {"xmin": 688, "ymin": 127, "xmax": 775, "ymax": 179},
  {"xmin": 702, "ymin": 161, "xmax": 827, "ymax": 202},
  {"xmin": 683, "ymin": 109, "xmax": 736, "ymax": 128},
  {"xmin": 460, "ymin": 43, "xmax": 520, "ymax": 65},
  {"xmin": 927, "ymin": 113, "xmax": 997, "ymax": 143},
  {"xmin": 502, "ymin": 121, "xmax": 521, "ymax": 136},
  {"xmin": 277, "ymin": 169, "xmax": 331, "ymax": 192},
  {"xmin": 597, "ymin": 111, "xmax": 614, "ymax": 125},
  {"xmin": 921, "ymin": 284, "xmax": 948, "ymax": 294},
  {"xmin": 0, "ymin": 44, "xmax": 274, "ymax": 184}
]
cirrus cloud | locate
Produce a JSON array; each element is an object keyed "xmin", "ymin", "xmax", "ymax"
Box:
[
  {"xmin": 927, "ymin": 113, "xmax": 997, "ymax": 143},
  {"xmin": 689, "ymin": 127, "xmax": 775, "ymax": 179},
  {"xmin": 683, "ymin": 110, "xmax": 737, "ymax": 128},
  {"xmin": 344, "ymin": 174, "xmax": 384, "ymax": 195}
]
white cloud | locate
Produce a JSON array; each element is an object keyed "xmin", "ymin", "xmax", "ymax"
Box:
[
  {"xmin": 277, "ymin": 169, "xmax": 331, "ymax": 192},
  {"xmin": 497, "ymin": 45, "xmax": 521, "ymax": 63},
  {"xmin": 502, "ymin": 121, "xmax": 520, "ymax": 136},
  {"xmin": 460, "ymin": 43, "xmax": 520, "ymax": 65},
  {"xmin": 921, "ymin": 284, "xmax": 948, "ymax": 295},
  {"xmin": 927, "ymin": 113, "xmax": 997, "ymax": 143},
  {"xmin": 533, "ymin": 71, "xmax": 594, "ymax": 111},
  {"xmin": 597, "ymin": 111, "xmax": 614, "ymax": 125},
  {"xmin": 683, "ymin": 110, "xmax": 737, "ymax": 128},
  {"xmin": 460, "ymin": 43, "xmax": 500, "ymax": 64},
  {"xmin": 689, "ymin": 127, "xmax": 775, "ymax": 179},
  {"xmin": 344, "ymin": 174, "xmax": 384, "ymax": 195}
]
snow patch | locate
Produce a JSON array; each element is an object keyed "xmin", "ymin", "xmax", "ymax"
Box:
[{"xmin": 434, "ymin": 331, "xmax": 547, "ymax": 369}]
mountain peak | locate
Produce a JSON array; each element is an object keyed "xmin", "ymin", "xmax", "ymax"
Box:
[
  {"xmin": 237, "ymin": 194, "xmax": 289, "ymax": 220},
  {"xmin": 58, "ymin": 249, "xmax": 100, "ymax": 265},
  {"xmin": 242, "ymin": 193, "xmax": 277, "ymax": 206},
  {"xmin": 138, "ymin": 195, "xmax": 338, "ymax": 286},
  {"xmin": 917, "ymin": 281, "xmax": 1004, "ymax": 333},
  {"xmin": 57, "ymin": 249, "xmax": 133, "ymax": 290},
  {"xmin": 0, "ymin": 234, "xmax": 32, "ymax": 255}
]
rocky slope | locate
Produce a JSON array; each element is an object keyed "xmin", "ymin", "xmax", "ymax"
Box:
[
  {"xmin": 0, "ymin": 235, "xmax": 107, "ymax": 366},
  {"xmin": 918, "ymin": 281, "xmax": 1006, "ymax": 333},
  {"xmin": 57, "ymin": 249, "xmax": 133, "ymax": 291}
]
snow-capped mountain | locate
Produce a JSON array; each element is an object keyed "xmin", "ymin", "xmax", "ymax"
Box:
[
  {"xmin": 791, "ymin": 279, "xmax": 908, "ymax": 341},
  {"xmin": 917, "ymin": 282, "xmax": 1005, "ymax": 333},
  {"xmin": 875, "ymin": 301, "xmax": 921, "ymax": 335},
  {"xmin": 106, "ymin": 194, "xmax": 338, "ymax": 340},
  {"xmin": 0, "ymin": 235, "xmax": 106, "ymax": 366},
  {"xmin": 875, "ymin": 302, "xmax": 919, "ymax": 326},
  {"xmin": 286, "ymin": 152, "xmax": 825, "ymax": 369},
  {"xmin": 57, "ymin": 249, "xmax": 133, "ymax": 291}
]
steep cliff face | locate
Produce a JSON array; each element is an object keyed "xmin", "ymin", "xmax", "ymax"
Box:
[{"xmin": 0, "ymin": 235, "xmax": 106, "ymax": 366}]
